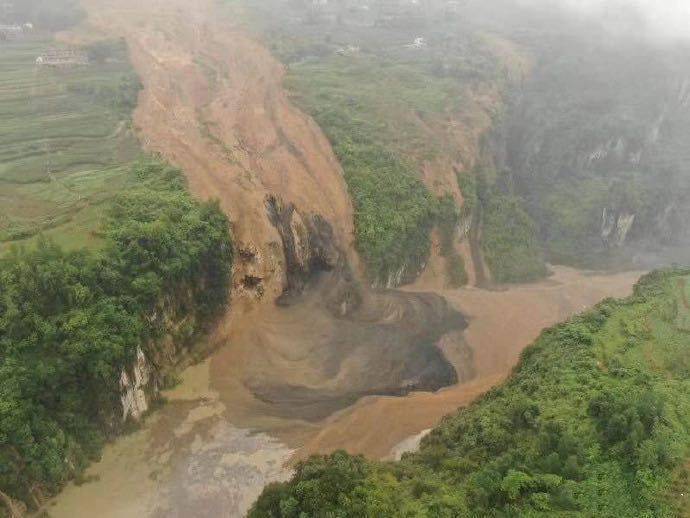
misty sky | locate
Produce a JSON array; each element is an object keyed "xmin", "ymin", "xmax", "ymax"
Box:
[{"xmin": 557, "ymin": 0, "xmax": 690, "ymax": 40}]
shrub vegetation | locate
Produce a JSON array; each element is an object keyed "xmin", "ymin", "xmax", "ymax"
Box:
[{"xmin": 285, "ymin": 59, "xmax": 451, "ymax": 285}]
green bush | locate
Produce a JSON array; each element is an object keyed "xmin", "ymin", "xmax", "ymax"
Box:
[
  {"xmin": 438, "ymin": 195, "xmax": 468, "ymax": 287},
  {"xmin": 0, "ymin": 162, "xmax": 232, "ymax": 509},
  {"xmin": 342, "ymin": 143, "xmax": 436, "ymax": 286},
  {"xmin": 282, "ymin": 55, "xmax": 474, "ymax": 286},
  {"xmin": 481, "ymin": 191, "xmax": 547, "ymax": 283}
]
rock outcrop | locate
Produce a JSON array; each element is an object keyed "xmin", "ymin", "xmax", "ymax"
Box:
[{"xmin": 119, "ymin": 347, "xmax": 152, "ymax": 422}]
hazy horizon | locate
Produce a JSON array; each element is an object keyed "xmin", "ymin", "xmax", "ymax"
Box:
[{"xmin": 540, "ymin": 0, "xmax": 690, "ymax": 41}]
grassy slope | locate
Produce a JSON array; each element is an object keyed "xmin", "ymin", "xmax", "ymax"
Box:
[
  {"xmin": 251, "ymin": 268, "xmax": 690, "ymax": 517},
  {"xmin": 0, "ymin": 36, "xmax": 141, "ymax": 249}
]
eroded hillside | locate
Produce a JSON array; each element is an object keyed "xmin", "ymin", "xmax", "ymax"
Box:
[
  {"xmin": 237, "ymin": 0, "xmax": 690, "ymax": 284},
  {"xmin": 68, "ymin": 0, "xmax": 469, "ymax": 434}
]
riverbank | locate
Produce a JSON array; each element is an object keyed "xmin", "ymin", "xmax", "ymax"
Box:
[{"xmin": 49, "ymin": 266, "xmax": 641, "ymax": 517}]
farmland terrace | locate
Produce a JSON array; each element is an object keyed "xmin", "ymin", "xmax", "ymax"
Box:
[{"xmin": 0, "ymin": 35, "xmax": 141, "ymax": 249}]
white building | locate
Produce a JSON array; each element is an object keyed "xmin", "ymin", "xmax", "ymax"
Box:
[
  {"xmin": 406, "ymin": 36, "xmax": 426, "ymax": 49},
  {"xmin": 0, "ymin": 23, "xmax": 21, "ymax": 41},
  {"xmin": 36, "ymin": 48, "xmax": 90, "ymax": 67}
]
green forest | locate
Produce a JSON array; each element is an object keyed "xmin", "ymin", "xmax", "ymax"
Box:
[
  {"xmin": 284, "ymin": 58, "xmax": 451, "ymax": 286},
  {"xmin": 0, "ymin": 162, "xmax": 233, "ymax": 508},
  {"xmin": 251, "ymin": 268, "xmax": 690, "ymax": 517}
]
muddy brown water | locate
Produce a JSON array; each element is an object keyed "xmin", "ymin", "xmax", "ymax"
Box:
[{"xmin": 49, "ymin": 267, "xmax": 641, "ymax": 517}]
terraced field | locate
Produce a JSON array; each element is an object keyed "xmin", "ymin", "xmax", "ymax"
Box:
[{"xmin": 0, "ymin": 35, "xmax": 141, "ymax": 249}]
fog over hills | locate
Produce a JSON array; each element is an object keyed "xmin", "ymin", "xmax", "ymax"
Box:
[{"xmin": 542, "ymin": 0, "xmax": 690, "ymax": 41}]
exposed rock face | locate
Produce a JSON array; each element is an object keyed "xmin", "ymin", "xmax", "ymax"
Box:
[
  {"xmin": 495, "ymin": 31, "xmax": 690, "ymax": 268},
  {"xmin": 119, "ymin": 347, "xmax": 153, "ymax": 422},
  {"xmin": 265, "ymin": 195, "xmax": 341, "ymax": 300},
  {"xmin": 117, "ymin": 278, "xmax": 228, "ymax": 424},
  {"xmin": 601, "ymin": 208, "xmax": 636, "ymax": 248}
]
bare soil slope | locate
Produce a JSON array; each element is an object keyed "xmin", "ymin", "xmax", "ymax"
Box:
[
  {"xmin": 71, "ymin": 0, "xmax": 467, "ymax": 426},
  {"xmin": 74, "ymin": 0, "xmax": 356, "ymax": 302}
]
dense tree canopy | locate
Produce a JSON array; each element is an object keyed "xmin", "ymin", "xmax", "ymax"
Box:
[{"xmin": 0, "ymin": 162, "xmax": 232, "ymax": 510}]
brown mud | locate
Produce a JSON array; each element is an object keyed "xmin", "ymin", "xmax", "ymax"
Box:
[
  {"xmin": 50, "ymin": 360, "xmax": 295, "ymax": 518},
  {"xmin": 62, "ymin": 0, "xmax": 465, "ymax": 421},
  {"xmin": 298, "ymin": 266, "xmax": 641, "ymax": 460},
  {"xmin": 66, "ymin": 0, "xmax": 357, "ymax": 302},
  {"xmin": 212, "ymin": 272, "xmax": 465, "ymax": 428},
  {"xmin": 49, "ymin": 266, "xmax": 639, "ymax": 517}
]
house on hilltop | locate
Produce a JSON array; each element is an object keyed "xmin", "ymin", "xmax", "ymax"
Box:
[
  {"xmin": 406, "ymin": 36, "xmax": 426, "ymax": 49},
  {"xmin": 336, "ymin": 44, "xmax": 361, "ymax": 56},
  {"xmin": 35, "ymin": 48, "xmax": 89, "ymax": 67}
]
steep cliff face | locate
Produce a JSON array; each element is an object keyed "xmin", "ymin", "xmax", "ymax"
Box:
[
  {"xmin": 119, "ymin": 347, "xmax": 151, "ymax": 422},
  {"xmin": 265, "ymin": 195, "xmax": 340, "ymax": 298},
  {"xmin": 493, "ymin": 20, "xmax": 690, "ymax": 268},
  {"xmin": 601, "ymin": 208, "xmax": 635, "ymax": 249},
  {"xmin": 117, "ymin": 296, "xmax": 201, "ymax": 424}
]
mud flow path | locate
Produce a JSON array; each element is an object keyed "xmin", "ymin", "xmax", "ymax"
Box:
[
  {"xmin": 49, "ymin": 266, "xmax": 639, "ymax": 518},
  {"xmin": 300, "ymin": 266, "xmax": 641, "ymax": 459},
  {"xmin": 49, "ymin": 0, "xmax": 644, "ymax": 516}
]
